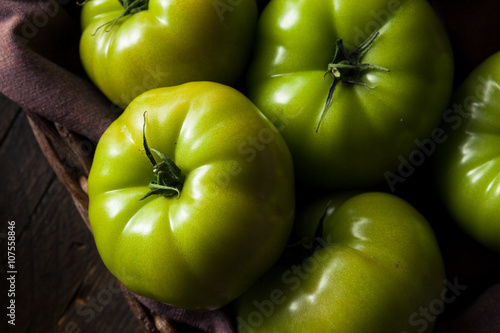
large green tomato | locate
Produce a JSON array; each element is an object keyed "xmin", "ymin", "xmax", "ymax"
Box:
[
  {"xmin": 236, "ymin": 192, "xmax": 445, "ymax": 333},
  {"xmin": 435, "ymin": 51, "xmax": 500, "ymax": 252},
  {"xmin": 247, "ymin": 0, "xmax": 453, "ymax": 188},
  {"xmin": 87, "ymin": 82, "xmax": 295, "ymax": 310},
  {"xmin": 80, "ymin": 0, "xmax": 257, "ymax": 108}
]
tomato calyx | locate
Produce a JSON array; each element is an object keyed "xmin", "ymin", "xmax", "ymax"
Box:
[
  {"xmin": 90, "ymin": 0, "xmax": 149, "ymax": 35},
  {"xmin": 283, "ymin": 200, "xmax": 331, "ymax": 264},
  {"xmin": 317, "ymin": 30, "xmax": 390, "ymax": 132},
  {"xmin": 140, "ymin": 112, "xmax": 185, "ymax": 201}
]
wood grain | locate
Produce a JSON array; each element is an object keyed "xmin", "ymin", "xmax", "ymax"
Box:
[{"xmin": 0, "ymin": 93, "xmax": 142, "ymax": 333}]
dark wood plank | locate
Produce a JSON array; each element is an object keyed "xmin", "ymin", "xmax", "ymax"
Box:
[
  {"xmin": 26, "ymin": 179, "xmax": 142, "ymax": 333},
  {"xmin": 0, "ymin": 95, "xmax": 141, "ymax": 333},
  {"xmin": 0, "ymin": 93, "xmax": 21, "ymax": 143},
  {"xmin": 0, "ymin": 103, "xmax": 58, "ymax": 333},
  {"xmin": 0, "ymin": 106, "xmax": 55, "ymax": 231}
]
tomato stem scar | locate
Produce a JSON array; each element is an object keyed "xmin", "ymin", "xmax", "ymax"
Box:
[
  {"xmin": 140, "ymin": 112, "xmax": 185, "ymax": 200},
  {"xmin": 318, "ymin": 30, "xmax": 390, "ymax": 133},
  {"xmin": 89, "ymin": 0, "xmax": 150, "ymax": 36}
]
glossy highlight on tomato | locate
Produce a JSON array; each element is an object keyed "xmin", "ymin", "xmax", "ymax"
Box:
[
  {"xmin": 435, "ymin": 51, "xmax": 500, "ymax": 252},
  {"xmin": 246, "ymin": 0, "xmax": 454, "ymax": 189},
  {"xmin": 236, "ymin": 192, "xmax": 445, "ymax": 333},
  {"xmin": 80, "ymin": 0, "xmax": 258, "ymax": 108},
  {"xmin": 87, "ymin": 82, "xmax": 295, "ymax": 310}
]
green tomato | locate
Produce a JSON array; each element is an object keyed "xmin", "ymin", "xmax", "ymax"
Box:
[
  {"xmin": 246, "ymin": 0, "xmax": 453, "ymax": 188},
  {"xmin": 236, "ymin": 192, "xmax": 445, "ymax": 333},
  {"xmin": 87, "ymin": 82, "xmax": 295, "ymax": 310},
  {"xmin": 435, "ymin": 51, "xmax": 500, "ymax": 252},
  {"xmin": 80, "ymin": 0, "xmax": 257, "ymax": 108},
  {"xmin": 293, "ymin": 191, "xmax": 361, "ymax": 244}
]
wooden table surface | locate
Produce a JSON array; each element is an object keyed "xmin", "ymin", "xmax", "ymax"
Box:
[{"xmin": 0, "ymin": 93, "xmax": 142, "ymax": 333}]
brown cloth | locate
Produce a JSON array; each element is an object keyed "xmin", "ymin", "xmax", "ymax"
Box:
[
  {"xmin": 0, "ymin": 0, "xmax": 117, "ymax": 143},
  {"xmin": 1, "ymin": 1, "xmax": 499, "ymax": 333}
]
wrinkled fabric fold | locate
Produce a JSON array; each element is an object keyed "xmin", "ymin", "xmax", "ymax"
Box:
[
  {"xmin": 137, "ymin": 295, "xmax": 236, "ymax": 333},
  {"xmin": 0, "ymin": 0, "xmax": 117, "ymax": 142}
]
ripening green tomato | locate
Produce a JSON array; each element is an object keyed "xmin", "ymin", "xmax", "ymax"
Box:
[
  {"xmin": 236, "ymin": 192, "xmax": 445, "ymax": 333},
  {"xmin": 87, "ymin": 82, "xmax": 295, "ymax": 310},
  {"xmin": 246, "ymin": 0, "xmax": 453, "ymax": 188},
  {"xmin": 435, "ymin": 51, "xmax": 500, "ymax": 252},
  {"xmin": 293, "ymin": 191, "xmax": 361, "ymax": 243},
  {"xmin": 80, "ymin": 0, "xmax": 258, "ymax": 108}
]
